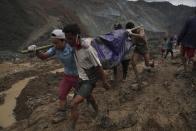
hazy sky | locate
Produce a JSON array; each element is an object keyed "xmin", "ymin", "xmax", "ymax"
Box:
[{"xmin": 128, "ymin": 0, "xmax": 196, "ymax": 7}]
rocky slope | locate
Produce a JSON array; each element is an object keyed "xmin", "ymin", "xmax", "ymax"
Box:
[{"xmin": 0, "ymin": 0, "xmax": 195, "ymax": 52}]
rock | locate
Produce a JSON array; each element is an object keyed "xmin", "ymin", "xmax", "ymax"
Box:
[
  {"xmin": 142, "ymin": 118, "xmax": 165, "ymax": 131},
  {"xmin": 36, "ymin": 120, "xmax": 49, "ymax": 130},
  {"xmin": 117, "ymin": 113, "xmax": 137, "ymax": 129},
  {"xmin": 154, "ymin": 97, "xmax": 162, "ymax": 104},
  {"xmin": 142, "ymin": 81, "xmax": 149, "ymax": 87},
  {"xmin": 27, "ymin": 108, "xmax": 49, "ymax": 127},
  {"xmin": 163, "ymin": 81, "xmax": 170, "ymax": 91},
  {"xmin": 175, "ymin": 69, "xmax": 192, "ymax": 79},
  {"xmin": 143, "ymin": 67, "xmax": 152, "ymax": 72},
  {"xmin": 6, "ymin": 120, "xmax": 29, "ymax": 131},
  {"xmin": 189, "ymin": 111, "xmax": 196, "ymax": 130},
  {"xmin": 143, "ymin": 67, "xmax": 157, "ymax": 74},
  {"xmin": 100, "ymin": 115, "xmax": 114, "ymax": 129},
  {"xmin": 171, "ymin": 60, "xmax": 180, "ymax": 65},
  {"xmin": 119, "ymin": 87, "xmax": 131, "ymax": 103},
  {"xmin": 130, "ymin": 83, "xmax": 141, "ymax": 91},
  {"xmin": 0, "ymin": 93, "xmax": 6, "ymax": 105},
  {"xmin": 95, "ymin": 113, "xmax": 115, "ymax": 129}
]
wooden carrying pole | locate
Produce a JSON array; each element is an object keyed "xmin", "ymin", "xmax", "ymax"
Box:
[
  {"xmin": 19, "ymin": 44, "xmax": 53, "ymax": 54},
  {"xmin": 19, "ymin": 26, "xmax": 143, "ymax": 54},
  {"xmin": 129, "ymin": 25, "xmax": 143, "ymax": 31}
]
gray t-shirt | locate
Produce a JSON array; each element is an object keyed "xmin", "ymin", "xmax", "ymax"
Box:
[{"xmin": 75, "ymin": 38, "xmax": 102, "ymax": 81}]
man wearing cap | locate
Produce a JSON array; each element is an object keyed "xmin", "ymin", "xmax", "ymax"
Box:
[{"xmin": 28, "ymin": 29, "xmax": 78, "ymax": 123}]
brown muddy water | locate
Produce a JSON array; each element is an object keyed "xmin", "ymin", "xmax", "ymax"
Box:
[
  {"xmin": 0, "ymin": 68, "xmax": 64, "ymax": 128},
  {"xmin": 0, "ymin": 77, "xmax": 34, "ymax": 127}
]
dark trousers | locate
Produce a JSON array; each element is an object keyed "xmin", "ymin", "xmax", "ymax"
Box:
[
  {"xmin": 113, "ymin": 59, "xmax": 130, "ymax": 79},
  {"xmin": 164, "ymin": 49, "xmax": 173, "ymax": 59}
]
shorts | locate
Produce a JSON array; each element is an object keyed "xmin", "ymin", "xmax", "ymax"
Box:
[
  {"xmin": 181, "ymin": 46, "xmax": 196, "ymax": 59},
  {"xmin": 59, "ymin": 74, "xmax": 78, "ymax": 100},
  {"xmin": 76, "ymin": 80, "xmax": 96, "ymax": 98},
  {"xmin": 166, "ymin": 49, "xmax": 173, "ymax": 52},
  {"xmin": 161, "ymin": 48, "xmax": 166, "ymax": 53},
  {"xmin": 134, "ymin": 44, "xmax": 148, "ymax": 55}
]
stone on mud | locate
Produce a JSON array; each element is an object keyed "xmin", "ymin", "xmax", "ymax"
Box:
[
  {"xmin": 117, "ymin": 113, "xmax": 137, "ymax": 129},
  {"xmin": 0, "ymin": 93, "xmax": 6, "ymax": 105},
  {"xmin": 95, "ymin": 113, "xmax": 115, "ymax": 129}
]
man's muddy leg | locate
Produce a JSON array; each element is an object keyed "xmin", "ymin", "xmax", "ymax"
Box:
[{"xmin": 131, "ymin": 53, "xmax": 141, "ymax": 86}]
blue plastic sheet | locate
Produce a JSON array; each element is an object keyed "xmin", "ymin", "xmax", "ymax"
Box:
[{"xmin": 92, "ymin": 29, "xmax": 133, "ymax": 69}]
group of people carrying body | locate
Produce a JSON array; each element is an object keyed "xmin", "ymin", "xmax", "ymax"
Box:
[
  {"xmin": 28, "ymin": 21, "xmax": 153, "ymax": 130},
  {"xmin": 27, "ymin": 9, "xmax": 196, "ymax": 130}
]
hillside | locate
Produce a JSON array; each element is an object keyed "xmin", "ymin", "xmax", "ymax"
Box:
[{"xmin": 0, "ymin": 0, "xmax": 194, "ymax": 52}]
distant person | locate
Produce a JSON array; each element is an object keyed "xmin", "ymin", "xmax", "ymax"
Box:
[
  {"xmin": 28, "ymin": 29, "xmax": 78, "ymax": 123},
  {"xmin": 164, "ymin": 36, "xmax": 175, "ymax": 59},
  {"xmin": 177, "ymin": 9, "xmax": 196, "ymax": 71},
  {"xmin": 161, "ymin": 37, "xmax": 168, "ymax": 58}
]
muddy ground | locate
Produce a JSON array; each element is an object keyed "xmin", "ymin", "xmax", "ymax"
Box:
[
  {"xmin": 0, "ymin": 51, "xmax": 196, "ymax": 131},
  {"xmin": 0, "ymin": 56, "xmax": 195, "ymax": 131},
  {"xmin": 0, "ymin": 58, "xmax": 62, "ymax": 92},
  {"xmin": 14, "ymin": 73, "xmax": 61, "ymax": 121}
]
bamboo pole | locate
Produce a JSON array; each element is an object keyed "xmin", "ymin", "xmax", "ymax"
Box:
[
  {"xmin": 129, "ymin": 25, "xmax": 143, "ymax": 31},
  {"xmin": 19, "ymin": 44, "xmax": 53, "ymax": 54}
]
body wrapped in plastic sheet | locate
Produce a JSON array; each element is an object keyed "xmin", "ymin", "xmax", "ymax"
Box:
[{"xmin": 91, "ymin": 29, "xmax": 133, "ymax": 69}]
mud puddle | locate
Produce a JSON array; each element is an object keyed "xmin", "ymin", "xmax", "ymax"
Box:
[
  {"xmin": 0, "ymin": 77, "xmax": 34, "ymax": 127},
  {"xmin": 0, "ymin": 68, "xmax": 63, "ymax": 128}
]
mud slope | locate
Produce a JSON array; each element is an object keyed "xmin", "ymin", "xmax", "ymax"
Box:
[
  {"xmin": 3, "ymin": 57, "xmax": 196, "ymax": 131},
  {"xmin": 0, "ymin": 0, "xmax": 194, "ymax": 51}
]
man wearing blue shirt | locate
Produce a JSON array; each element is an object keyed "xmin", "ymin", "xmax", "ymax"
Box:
[{"xmin": 29, "ymin": 29, "xmax": 78, "ymax": 123}]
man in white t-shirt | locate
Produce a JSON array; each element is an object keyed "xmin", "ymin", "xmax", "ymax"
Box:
[{"xmin": 63, "ymin": 24, "xmax": 110, "ymax": 130}]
